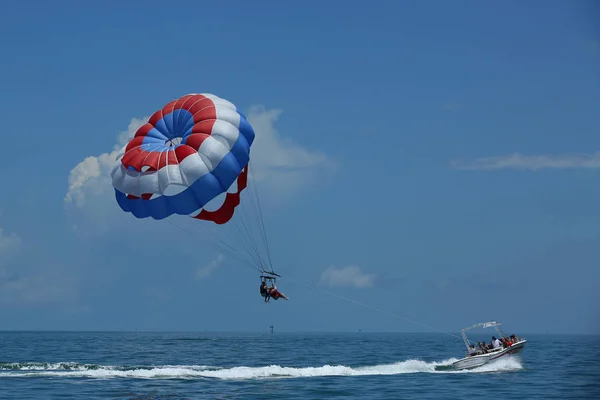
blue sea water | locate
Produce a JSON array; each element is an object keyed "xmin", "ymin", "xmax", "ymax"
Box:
[{"xmin": 0, "ymin": 331, "xmax": 598, "ymax": 399}]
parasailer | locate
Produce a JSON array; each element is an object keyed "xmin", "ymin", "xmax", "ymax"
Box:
[
  {"xmin": 268, "ymin": 285, "xmax": 289, "ymax": 301},
  {"xmin": 260, "ymin": 272, "xmax": 287, "ymax": 302},
  {"xmin": 260, "ymin": 281, "xmax": 270, "ymax": 301},
  {"xmin": 110, "ymin": 93, "xmax": 287, "ymax": 302}
]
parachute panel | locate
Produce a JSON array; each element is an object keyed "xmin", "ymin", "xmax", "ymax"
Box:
[{"xmin": 193, "ymin": 166, "xmax": 248, "ymax": 225}]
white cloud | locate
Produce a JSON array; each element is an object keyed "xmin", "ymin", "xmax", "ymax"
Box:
[
  {"xmin": 246, "ymin": 106, "xmax": 337, "ymax": 187},
  {"xmin": 0, "ymin": 227, "xmax": 21, "ymax": 253},
  {"xmin": 64, "ymin": 117, "xmax": 148, "ymax": 207},
  {"xmin": 318, "ymin": 265, "xmax": 376, "ymax": 289},
  {"xmin": 196, "ymin": 254, "xmax": 225, "ymax": 280},
  {"xmin": 451, "ymin": 151, "xmax": 600, "ymax": 171}
]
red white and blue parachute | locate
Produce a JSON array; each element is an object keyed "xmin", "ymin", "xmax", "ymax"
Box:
[
  {"xmin": 110, "ymin": 93, "xmax": 275, "ymax": 276},
  {"xmin": 110, "ymin": 93, "xmax": 254, "ymax": 225}
]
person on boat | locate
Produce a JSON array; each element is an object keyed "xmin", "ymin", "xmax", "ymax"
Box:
[
  {"xmin": 492, "ymin": 336, "xmax": 502, "ymax": 349},
  {"xmin": 478, "ymin": 342, "xmax": 488, "ymax": 353},
  {"xmin": 468, "ymin": 344, "xmax": 478, "ymax": 356},
  {"xmin": 260, "ymin": 281, "xmax": 271, "ymax": 302}
]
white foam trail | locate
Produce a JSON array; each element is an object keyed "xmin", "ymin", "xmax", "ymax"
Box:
[
  {"xmin": 0, "ymin": 358, "xmax": 523, "ymax": 380},
  {"xmin": 471, "ymin": 357, "xmax": 523, "ymax": 372}
]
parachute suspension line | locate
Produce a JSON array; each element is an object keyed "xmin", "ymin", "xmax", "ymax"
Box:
[
  {"xmin": 151, "ymin": 175, "xmax": 275, "ymax": 276},
  {"xmin": 212, "ymin": 208, "xmax": 263, "ymax": 270},
  {"xmin": 239, "ymin": 189, "xmax": 271, "ymax": 273},
  {"xmin": 250, "ymin": 163, "xmax": 274, "ymax": 272},
  {"xmin": 192, "ymin": 219, "xmax": 264, "ymax": 273},
  {"xmin": 199, "ymin": 161, "xmax": 274, "ymax": 275},
  {"xmin": 178, "ymin": 194, "xmax": 267, "ymax": 271},
  {"xmin": 162, "ymin": 217, "xmax": 257, "ymax": 270},
  {"xmin": 158, "ymin": 174, "xmax": 273, "ymax": 275},
  {"xmin": 284, "ymin": 276, "xmax": 462, "ymax": 340},
  {"xmin": 161, "ymin": 217, "xmax": 263, "ymax": 274},
  {"xmin": 247, "ymin": 160, "xmax": 274, "ymax": 273},
  {"xmin": 180, "ymin": 218, "xmax": 251, "ymax": 264},
  {"xmin": 233, "ymin": 199, "xmax": 266, "ymax": 270}
]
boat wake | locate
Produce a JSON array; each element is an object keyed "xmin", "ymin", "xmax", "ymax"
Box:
[{"xmin": 0, "ymin": 358, "xmax": 523, "ymax": 380}]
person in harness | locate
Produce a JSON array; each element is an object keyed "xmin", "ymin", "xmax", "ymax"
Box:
[
  {"xmin": 260, "ymin": 281, "xmax": 271, "ymax": 302},
  {"xmin": 268, "ymin": 285, "xmax": 289, "ymax": 301},
  {"xmin": 259, "ymin": 274, "xmax": 288, "ymax": 302}
]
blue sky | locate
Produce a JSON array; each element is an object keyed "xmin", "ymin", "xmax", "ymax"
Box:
[{"xmin": 0, "ymin": 0, "xmax": 598, "ymax": 334}]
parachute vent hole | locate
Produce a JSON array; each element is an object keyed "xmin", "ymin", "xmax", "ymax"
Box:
[{"xmin": 165, "ymin": 137, "xmax": 183, "ymax": 147}]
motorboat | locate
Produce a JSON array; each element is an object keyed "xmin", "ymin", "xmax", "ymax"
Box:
[{"xmin": 451, "ymin": 321, "xmax": 527, "ymax": 370}]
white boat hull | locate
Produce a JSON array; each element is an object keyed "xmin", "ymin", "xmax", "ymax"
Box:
[{"xmin": 452, "ymin": 340, "xmax": 527, "ymax": 370}]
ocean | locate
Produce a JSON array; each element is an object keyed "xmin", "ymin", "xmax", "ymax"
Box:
[{"xmin": 0, "ymin": 331, "xmax": 598, "ymax": 399}]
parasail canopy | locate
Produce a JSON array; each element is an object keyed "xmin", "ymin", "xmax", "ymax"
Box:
[{"xmin": 110, "ymin": 93, "xmax": 255, "ymax": 224}]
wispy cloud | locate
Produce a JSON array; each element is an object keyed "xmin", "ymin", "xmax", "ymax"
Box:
[
  {"xmin": 196, "ymin": 254, "xmax": 225, "ymax": 280},
  {"xmin": 451, "ymin": 151, "xmax": 600, "ymax": 171},
  {"xmin": 0, "ymin": 227, "xmax": 21, "ymax": 253},
  {"xmin": 64, "ymin": 117, "xmax": 148, "ymax": 208},
  {"xmin": 246, "ymin": 106, "xmax": 338, "ymax": 189},
  {"xmin": 318, "ymin": 265, "xmax": 376, "ymax": 289}
]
